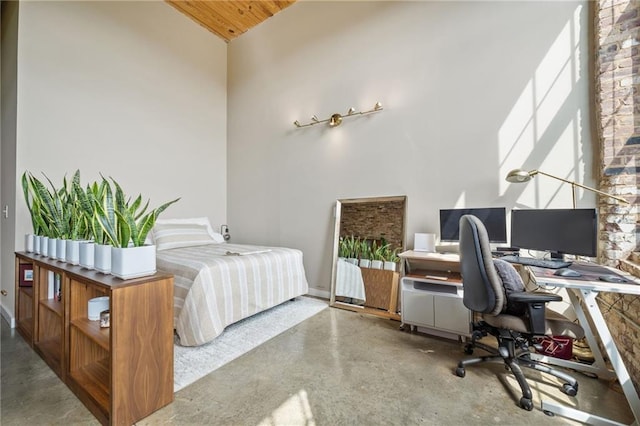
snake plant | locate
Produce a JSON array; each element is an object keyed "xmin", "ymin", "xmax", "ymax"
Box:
[
  {"xmin": 94, "ymin": 177, "xmax": 179, "ymax": 248},
  {"xmin": 23, "ymin": 170, "xmax": 179, "ymax": 247}
]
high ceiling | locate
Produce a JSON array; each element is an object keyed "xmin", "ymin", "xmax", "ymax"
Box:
[{"xmin": 166, "ymin": 1, "xmax": 297, "ymax": 42}]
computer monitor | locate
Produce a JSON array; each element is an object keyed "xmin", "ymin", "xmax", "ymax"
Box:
[
  {"xmin": 439, "ymin": 207, "xmax": 507, "ymax": 243},
  {"xmin": 510, "ymin": 208, "xmax": 597, "ymax": 258}
]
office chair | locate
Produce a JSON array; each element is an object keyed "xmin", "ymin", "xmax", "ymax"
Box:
[{"xmin": 454, "ymin": 214, "xmax": 584, "ymax": 411}]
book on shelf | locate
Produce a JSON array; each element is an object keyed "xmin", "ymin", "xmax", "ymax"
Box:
[
  {"xmin": 55, "ymin": 273, "xmax": 61, "ymax": 301},
  {"xmin": 47, "ymin": 272, "xmax": 62, "ymax": 301},
  {"xmin": 47, "ymin": 271, "xmax": 54, "ymax": 299}
]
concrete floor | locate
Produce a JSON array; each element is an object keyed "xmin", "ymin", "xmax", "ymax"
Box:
[{"xmin": 1, "ymin": 304, "xmax": 634, "ymax": 425}]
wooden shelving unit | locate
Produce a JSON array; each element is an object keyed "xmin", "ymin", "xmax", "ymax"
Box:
[{"xmin": 14, "ymin": 251, "xmax": 174, "ymax": 425}]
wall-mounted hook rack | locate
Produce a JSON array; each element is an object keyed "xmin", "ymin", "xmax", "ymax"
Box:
[{"xmin": 294, "ymin": 102, "xmax": 383, "ymax": 128}]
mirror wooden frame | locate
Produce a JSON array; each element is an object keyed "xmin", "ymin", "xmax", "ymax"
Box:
[{"xmin": 329, "ymin": 195, "xmax": 407, "ymax": 320}]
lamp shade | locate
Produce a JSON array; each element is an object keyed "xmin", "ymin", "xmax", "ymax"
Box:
[{"xmin": 505, "ymin": 169, "xmax": 534, "ymax": 183}]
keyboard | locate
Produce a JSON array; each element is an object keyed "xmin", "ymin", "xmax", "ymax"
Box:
[{"xmin": 499, "ymin": 255, "xmax": 572, "ymax": 269}]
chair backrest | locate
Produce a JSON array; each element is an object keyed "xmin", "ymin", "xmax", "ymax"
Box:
[{"xmin": 458, "ymin": 214, "xmax": 505, "ymax": 315}]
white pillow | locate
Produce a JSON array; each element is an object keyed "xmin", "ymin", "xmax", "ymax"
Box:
[
  {"xmin": 148, "ymin": 217, "xmax": 225, "ymax": 244},
  {"xmin": 153, "ymin": 223, "xmax": 218, "ymax": 251}
]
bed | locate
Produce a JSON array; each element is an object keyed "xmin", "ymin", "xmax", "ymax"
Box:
[{"xmin": 152, "ymin": 219, "xmax": 309, "ymax": 346}]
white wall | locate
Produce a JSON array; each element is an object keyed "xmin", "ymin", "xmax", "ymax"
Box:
[
  {"xmin": 1, "ymin": 1, "xmax": 20, "ymax": 325},
  {"xmin": 227, "ymin": 1, "xmax": 593, "ymax": 293},
  {"xmin": 3, "ymin": 1, "xmax": 227, "ymax": 318}
]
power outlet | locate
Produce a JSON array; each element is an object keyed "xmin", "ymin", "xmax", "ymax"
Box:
[{"xmin": 221, "ymin": 225, "xmax": 231, "ymax": 241}]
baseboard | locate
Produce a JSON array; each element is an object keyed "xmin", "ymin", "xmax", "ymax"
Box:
[
  {"xmin": 1, "ymin": 303, "xmax": 16, "ymax": 328},
  {"xmin": 307, "ymin": 287, "xmax": 330, "ymax": 300}
]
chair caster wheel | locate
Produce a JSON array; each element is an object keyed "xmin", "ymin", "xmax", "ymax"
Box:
[
  {"xmin": 544, "ymin": 410, "xmax": 555, "ymax": 417},
  {"xmin": 519, "ymin": 397, "xmax": 533, "ymax": 411},
  {"xmin": 455, "ymin": 367, "xmax": 465, "ymax": 378},
  {"xmin": 464, "ymin": 344, "xmax": 474, "ymax": 355},
  {"xmin": 562, "ymin": 383, "xmax": 578, "ymax": 397}
]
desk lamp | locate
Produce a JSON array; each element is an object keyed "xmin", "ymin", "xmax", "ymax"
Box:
[{"xmin": 505, "ymin": 169, "xmax": 630, "ymax": 208}]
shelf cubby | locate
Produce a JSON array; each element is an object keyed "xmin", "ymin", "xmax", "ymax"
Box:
[{"xmin": 15, "ymin": 251, "xmax": 174, "ymax": 425}]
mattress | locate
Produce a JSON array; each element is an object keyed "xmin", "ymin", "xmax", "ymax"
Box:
[{"xmin": 156, "ymin": 243, "xmax": 309, "ymax": 346}]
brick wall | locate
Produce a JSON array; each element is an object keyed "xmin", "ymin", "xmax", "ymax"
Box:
[
  {"xmin": 595, "ymin": 0, "xmax": 640, "ymax": 391},
  {"xmin": 339, "ymin": 198, "xmax": 406, "ymax": 250}
]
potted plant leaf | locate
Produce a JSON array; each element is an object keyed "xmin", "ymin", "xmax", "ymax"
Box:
[
  {"xmin": 370, "ymin": 241, "xmax": 385, "ymax": 269},
  {"xmin": 338, "ymin": 237, "xmax": 350, "ymax": 260},
  {"xmin": 64, "ymin": 170, "xmax": 89, "ymax": 265},
  {"xmin": 51, "ymin": 174, "xmax": 72, "ymax": 262},
  {"xmin": 76, "ymin": 179, "xmax": 100, "ymax": 269},
  {"xmin": 102, "ymin": 178, "xmax": 179, "ymax": 279},
  {"xmin": 27, "ymin": 172, "xmax": 67, "ymax": 259},
  {"xmin": 22, "ymin": 172, "xmax": 44, "ymax": 253},
  {"xmin": 383, "ymin": 245, "xmax": 400, "ymax": 272},
  {"xmin": 343, "ymin": 235, "xmax": 359, "ymax": 265},
  {"xmin": 359, "ymin": 239, "xmax": 371, "ymax": 268},
  {"xmin": 89, "ymin": 177, "xmax": 119, "ymax": 273}
]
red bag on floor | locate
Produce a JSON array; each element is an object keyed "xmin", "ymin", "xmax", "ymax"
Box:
[{"xmin": 536, "ymin": 336, "xmax": 573, "ymax": 360}]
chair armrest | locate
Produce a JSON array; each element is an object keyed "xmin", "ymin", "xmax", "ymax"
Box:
[
  {"xmin": 509, "ymin": 292, "xmax": 562, "ymax": 335},
  {"xmin": 509, "ymin": 292, "xmax": 563, "ymax": 303}
]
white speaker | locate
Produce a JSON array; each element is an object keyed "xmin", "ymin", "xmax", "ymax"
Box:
[
  {"xmin": 88, "ymin": 296, "xmax": 109, "ymax": 321},
  {"xmin": 414, "ymin": 233, "xmax": 436, "ymax": 252}
]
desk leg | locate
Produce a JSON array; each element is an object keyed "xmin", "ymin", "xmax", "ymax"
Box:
[
  {"xmin": 540, "ymin": 289, "xmax": 640, "ymax": 425},
  {"xmin": 578, "ymin": 289, "xmax": 640, "ymax": 424},
  {"xmin": 567, "ymin": 289, "xmax": 616, "ymax": 379},
  {"xmin": 530, "ymin": 289, "xmax": 615, "ymax": 380}
]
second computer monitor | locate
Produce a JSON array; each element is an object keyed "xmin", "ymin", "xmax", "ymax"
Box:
[
  {"xmin": 510, "ymin": 208, "xmax": 597, "ymax": 258},
  {"xmin": 440, "ymin": 207, "xmax": 507, "ymax": 243}
]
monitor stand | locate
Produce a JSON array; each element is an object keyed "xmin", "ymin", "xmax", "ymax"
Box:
[{"xmin": 549, "ymin": 251, "xmax": 566, "ymax": 261}]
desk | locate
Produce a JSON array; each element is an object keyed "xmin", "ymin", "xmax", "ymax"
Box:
[{"xmin": 529, "ymin": 264, "xmax": 640, "ymax": 425}]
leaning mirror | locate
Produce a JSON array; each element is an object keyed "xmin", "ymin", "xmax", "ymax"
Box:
[{"xmin": 330, "ymin": 196, "xmax": 407, "ymax": 320}]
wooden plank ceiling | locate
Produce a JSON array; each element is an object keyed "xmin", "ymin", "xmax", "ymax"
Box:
[{"xmin": 166, "ymin": 1, "xmax": 297, "ymax": 42}]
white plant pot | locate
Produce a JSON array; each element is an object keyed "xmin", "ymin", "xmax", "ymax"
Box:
[
  {"xmin": 110, "ymin": 245, "xmax": 156, "ymax": 280},
  {"xmin": 25, "ymin": 234, "xmax": 34, "ymax": 253},
  {"xmin": 41, "ymin": 237, "xmax": 50, "ymax": 257},
  {"xmin": 56, "ymin": 239, "xmax": 67, "ymax": 261},
  {"xmin": 94, "ymin": 244, "xmax": 112, "ymax": 274},
  {"xmin": 346, "ymin": 258, "xmax": 359, "ymax": 265},
  {"xmin": 370, "ymin": 260, "xmax": 383, "ymax": 270},
  {"xmin": 49, "ymin": 238, "xmax": 59, "ymax": 259},
  {"xmin": 383, "ymin": 261, "xmax": 396, "ymax": 271},
  {"xmin": 66, "ymin": 240, "xmax": 80, "ymax": 265},
  {"xmin": 34, "ymin": 236, "xmax": 41, "ymax": 254},
  {"xmin": 359, "ymin": 259, "xmax": 371, "ymax": 268},
  {"xmin": 79, "ymin": 242, "xmax": 95, "ymax": 269}
]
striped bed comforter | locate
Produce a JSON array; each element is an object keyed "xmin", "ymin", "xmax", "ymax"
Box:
[{"xmin": 156, "ymin": 243, "xmax": 309, "ymax": 346}]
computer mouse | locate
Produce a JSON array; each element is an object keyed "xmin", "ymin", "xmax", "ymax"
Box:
[
  {"xmin": 598, "ymin": 274, "xmax": 626, "ymax": 283},
  {"xmin": 554, "ymin": 268, "xmax": 581, "ymax": 277}
]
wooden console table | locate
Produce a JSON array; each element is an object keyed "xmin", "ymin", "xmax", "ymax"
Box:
[{"xmin": 15, "ymin": 252, "xmax": 174, "ymax": 425}]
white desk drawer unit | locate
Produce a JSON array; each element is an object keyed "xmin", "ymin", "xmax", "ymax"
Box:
[
  {"xmin": 401, "ymin": 277, "xmax": 471, "ymax": 340},
  {"xmin": 399, "ymin": 251, "xmax": 471, "ymax": 341}
]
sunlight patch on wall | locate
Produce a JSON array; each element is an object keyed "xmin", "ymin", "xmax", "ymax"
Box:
[
  {"xmin": 258, "ymin": 389, "xmax": 315, "ymax": 426},
  {"xmin": 498, "ymin": 5, "xmax": 583, "ymax": 205},
  {"xmin": 453, "ymin": 192, "xmax": 467, "ymax": 209},
  {"xmin": 515, "ymin": 121, "xmax": 579, "ymax": 208},
  {"xmin": 497, "ymin": 80, "xmax": 536, "ymax": 190}
]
